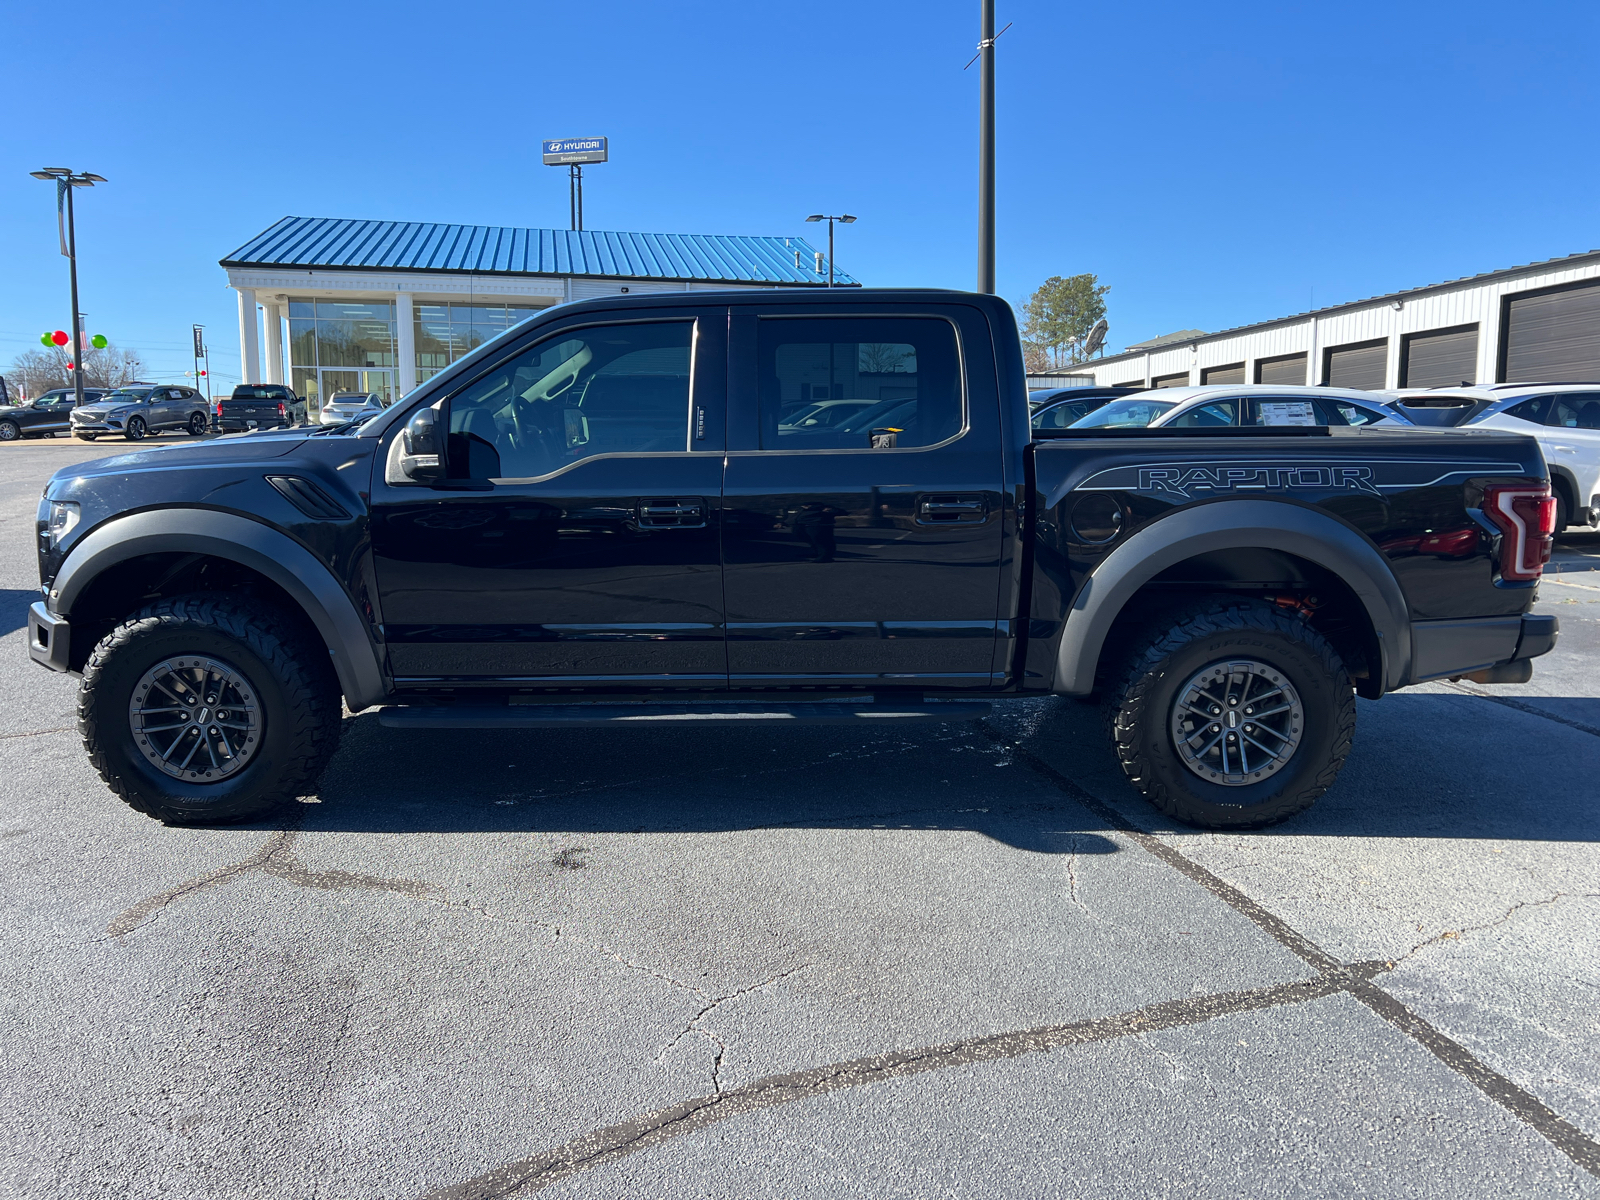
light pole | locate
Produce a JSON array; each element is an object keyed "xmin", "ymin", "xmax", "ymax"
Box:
[
  {"xmin": 29, "ymin": 167, "xmax": 105, "ymax": 407},
  {"xmin": 977, "ymin": 0, "xmax": 995, "ymax": 294},
  {"xmin": 804, "ymin": 214, "xmax": 856, "ymax": 287}
]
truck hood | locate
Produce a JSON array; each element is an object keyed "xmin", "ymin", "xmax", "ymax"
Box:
[{"xmin": 46, "ymin": 430, "xmax": 306, "ymax": 490}]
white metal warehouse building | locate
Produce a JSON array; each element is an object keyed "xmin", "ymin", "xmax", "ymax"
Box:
[{"xmin": 1066, "ymin": 249, "xmax": 1600, "ymax": 392}]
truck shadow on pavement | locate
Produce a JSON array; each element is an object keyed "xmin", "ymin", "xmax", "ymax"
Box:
[
  {"xmin": 0, "ymin": 589, "xmax": 37, "ymax": 638},
  {"xmin": 279, "ymin": 691, "xmax": 1600, "ymax": 846}
]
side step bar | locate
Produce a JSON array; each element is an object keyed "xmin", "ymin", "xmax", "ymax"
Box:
[{"xmin": 378, "ymin": 702, "xmax": 992, "ymax": 729}]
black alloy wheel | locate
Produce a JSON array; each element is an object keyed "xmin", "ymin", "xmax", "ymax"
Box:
[
  {"xmin": 124, "ymin": 415, "xmax": 147, "ymax": 441},
  {"xmin": 0, "ymin": 420, "xmax": 19, "ymax": 442},
  {"xmin": 187, "ymin": 412, "xmax": 208, "ymax": 436},
  {"xmin": 78, "ymin": 593, "xmax": 343, "ymax": 824},
  {"xmin": 1106, "ymin": 599, "xmax": 1356, "ymax": 829}
]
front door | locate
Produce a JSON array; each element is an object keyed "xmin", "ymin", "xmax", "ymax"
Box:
[
  {"xmin": 369, "ymin": 309, "xmax": 728, "ymax": 686},
  {"xmin": 720, "ymin": 305, "xmax": 1008, "ymax": 691}
]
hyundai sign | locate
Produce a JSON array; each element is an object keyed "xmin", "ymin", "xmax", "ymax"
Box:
[{"xmin": 542, "ymin": 137, "xmax": 608, "ymax": 165}]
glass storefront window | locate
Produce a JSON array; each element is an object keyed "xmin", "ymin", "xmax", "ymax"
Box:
[{"xmin": 288, "ymin": 297, "xmax": 542, "ymax": 406}]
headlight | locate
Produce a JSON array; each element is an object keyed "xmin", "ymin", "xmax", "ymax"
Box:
[{"xmin": 47, "ymin": 501, "xmax": 80, "ymax": 548}]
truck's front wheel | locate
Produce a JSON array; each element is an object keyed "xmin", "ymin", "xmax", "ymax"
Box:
[
  {"xmin": 79, "ymin": 593, "xmax": 342, "ymax": 824},
  {"xmin": 1107, "ymin": 600, "xmax": 1355, "ymax": 829}
]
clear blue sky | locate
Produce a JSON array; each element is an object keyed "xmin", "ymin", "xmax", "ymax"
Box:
[{"xmin": 3, "ymin": 0, "xmax": 1596, "ymax": 388}]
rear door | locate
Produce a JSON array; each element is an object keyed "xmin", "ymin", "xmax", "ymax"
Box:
[
  {"xmin": 369, "ymin": 307, "xmax": 729, "ymax": 685},
  {"xmin": 720, "ymin": 303, "xmax": 1007, "ymax": 690},
  {"xmin": 1543, "ymin": 393, "xmax": 1600, "ymax": 516}
]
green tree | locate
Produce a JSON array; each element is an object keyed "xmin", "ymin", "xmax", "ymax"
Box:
[{"xmin": 1021, "ymin": 274, "xmax": 1110, "ymax": 369}]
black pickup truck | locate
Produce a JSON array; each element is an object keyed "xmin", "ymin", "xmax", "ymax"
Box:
[{"xmin": 27, "ymin": 289, "xmax": 1557, "ymax": 830}]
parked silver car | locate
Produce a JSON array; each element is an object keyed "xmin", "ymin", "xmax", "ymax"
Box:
[{"xmin": 318, "ymin": 391, "xmax": 387, "ymax": 426}]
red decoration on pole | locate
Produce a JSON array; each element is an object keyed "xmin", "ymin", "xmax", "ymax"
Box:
[{"xmin": 51, "ymin": 330, "xmax": 70, "ymax": 346}]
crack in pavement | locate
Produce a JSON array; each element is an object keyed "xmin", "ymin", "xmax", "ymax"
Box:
[
  {"xmin": 655, "ymin": 964, "xmax": 816, "ymax": 1093},
  {"xmin": 0, "ymin": 725, "xmax": 74, "ymax": 740},
  {"xmin": 416, "ymin": 974, "xmax": 1357, "ymax": 1199},
  {"xmin": 107, "ymin": 825, "xmax": 436, "ymax": 939},
  {"xmin": 1392, "ymin": 892, "xmax": 1600, "ymax": 966},
  {"xmin": 1442, "ymin": 683, "xmax": 1600, "ymax": 739}
]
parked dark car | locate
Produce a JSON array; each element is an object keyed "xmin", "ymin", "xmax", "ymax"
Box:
[
  {"xmin": 69, "ymin": 385, "xmax": 209, "ymax": 441},
  {"xmin": 29, "ymin": 289, "xmax": 1558, "ymax": 834},
  {"xmin": 0, "ymin": 388, "xmax": 110, "ymax": 441},
  {"xmin": 1029, "ymin": 386, "xmax": 1146, "ymax": 431},
  {"xmin": 213, "ymin": 384, "xmax": 308, "ymax": 432}
]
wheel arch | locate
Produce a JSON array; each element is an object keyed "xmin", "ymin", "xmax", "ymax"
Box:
[
  {"xmin": 52, "ymin": 509, "xmax": 387, "ymax": 710},
  {"xmin": 1053, "ymin": 498, "xmax": 1410, "ymax": 697}
]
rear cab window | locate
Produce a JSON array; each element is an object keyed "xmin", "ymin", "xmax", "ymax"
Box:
[{"xmin": 755, "ymin": 317, "xmax": 963, "ymax": 450}]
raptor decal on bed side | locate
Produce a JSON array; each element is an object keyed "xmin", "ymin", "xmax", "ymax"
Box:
[{"xmin": 1073, "ymin": 459, "xmax": 1532, "ymax": 500}]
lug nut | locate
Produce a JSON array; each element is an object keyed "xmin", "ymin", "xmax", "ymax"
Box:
[{"xmin": 1211, "ymin": 724, "xmax": 1220, "ymax": 732}]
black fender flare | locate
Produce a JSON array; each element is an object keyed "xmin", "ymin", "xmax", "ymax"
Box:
[
  {"xmin": 1052, "ymin": 498, "xmax": 1411, "ymax": 695},
  {"xmin": 51, "ymin": 509, "xmax": 388, "ymax": 710}
]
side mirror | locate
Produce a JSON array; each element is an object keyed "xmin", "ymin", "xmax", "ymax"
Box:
[{"xmin": 399, "ymin": 407, "xmax": 446, "ymax": 484}]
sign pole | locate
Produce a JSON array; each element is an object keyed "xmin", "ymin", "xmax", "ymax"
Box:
[{"xmin": 545, "ymin": 138, "xmax": 607, "ymax": 233}]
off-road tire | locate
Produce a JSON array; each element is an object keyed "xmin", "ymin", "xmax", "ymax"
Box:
[
  {"xmin": 1105, "ymin": 599, "xmax": 1356, "ymax": 829},
  {"xmin": 0, "ymin": 420, "xmax": 18, "ymax": 442},
  {"xmin": 187, "ymin": 412, "xmax": 208, "ymax": 436},
  {"xmin": 79, "ymin": 593, "xmax": 341, "ymax": 824}
]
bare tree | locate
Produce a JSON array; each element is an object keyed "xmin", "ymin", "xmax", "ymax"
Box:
[
  {"xmin": 4, "ymin": 343, "xmax": 146, "ymax": 399},
  {"xmin": 857, "ymin": 343, "xmax": 915, "ymax": 374}
]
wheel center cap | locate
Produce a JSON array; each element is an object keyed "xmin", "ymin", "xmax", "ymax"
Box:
[
  {"xmin": 195, "ymin": 707, "xmax": 210, "ymax": 724},
  {"xmin": 1226, "ymin": 710, "xmax": 1239, "ymax": 729}
]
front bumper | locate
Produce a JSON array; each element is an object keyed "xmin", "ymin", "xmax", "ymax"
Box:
[
  {"xmin": 27, "ymin": 601, "xmax": 70, "ymax": 672},
  {"xmin": 69, "ymin": 418, "xmax": 122, "ymax": 434}
]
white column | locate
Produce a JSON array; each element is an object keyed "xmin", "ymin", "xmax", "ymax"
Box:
[
  {"xmin": 1305, "ymin": 316, "xmax": 1319, "ymax": 385},
  {"xmin": 263, "ymin": 302, "xmax": 284, "ymax": 384},
  {"xmin": 237, "ymin": 288, "xmax": 260, "ymax": 385},
  {"xmin": 395, "ymin": 291, "xmax": 416, "ymax": 395}
]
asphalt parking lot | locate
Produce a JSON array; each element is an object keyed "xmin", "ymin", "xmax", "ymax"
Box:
[{"xmin": 2, "ymin": 436, "xmax": 1597, "ymax": 1199}]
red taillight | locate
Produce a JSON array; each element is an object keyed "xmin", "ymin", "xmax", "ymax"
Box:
[
  {"xmin": 214, "ymin": 401, "xmax": 222, "ymax": 417},
  {"xmin": 1481, "ymin": 483, "xmax": 1554, "ymax": 582},
  {"xmin": 277, "ymin": 401, "xmax": 286, "ymax": 417}
]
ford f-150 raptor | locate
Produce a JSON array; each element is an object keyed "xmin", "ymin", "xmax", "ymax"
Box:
[{"xmin": 27, "ymin": 289, "xmax": 1558, "ymax": 830}]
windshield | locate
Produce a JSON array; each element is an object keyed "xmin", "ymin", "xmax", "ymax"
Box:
[
  {"xmin": 1070, "ymin": 398, "xmax": 1177, "ymax": 428},
  {"xmin": 104, "ymin": 389, "xmax": 151, "ymax": 404}
]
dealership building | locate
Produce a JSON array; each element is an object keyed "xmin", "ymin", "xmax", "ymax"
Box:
[
  {"xmin": 1062, "ymin": 249, "xmax": 1600, "ymax": 392},
  {"xmin": 220, "ymin": 216, "xmax": 857, "ymax": 406}
]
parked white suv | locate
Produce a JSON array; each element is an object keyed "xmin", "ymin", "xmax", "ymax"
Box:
[{"xmin": 1387, "ymin": 384, "xmax": 1600, "ymax": 532}]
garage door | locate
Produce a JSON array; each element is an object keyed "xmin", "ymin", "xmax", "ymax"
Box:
[
  {"xmin": 1201, "ymin": 363, "xmax": 1245, "ymax": 385},
  {"xmin": 1152, "ymin": 372, "xmax": 1190, "ymax": 388},
  {"xmin": 1502, "ymin": 281, "xmax": 1600, "ymax": 382},
  {"xmin": 1401, "ymin": 324, "xmax": 1478, "ymax": 388},
  {"xmin": 1323, "ymin": 339, "xmax": 1388, "ymax": 390},
  {"xmin": 1255, "ymin": 353, "xmax": 1307, "ymax": 385}
]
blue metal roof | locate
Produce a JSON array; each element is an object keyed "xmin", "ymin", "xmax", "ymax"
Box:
[{"xmin": 221, "ymin": 216, "xmax": 859, "ymax": 286}]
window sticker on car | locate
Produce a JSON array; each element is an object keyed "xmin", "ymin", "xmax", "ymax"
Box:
[{"xmin": 1260, "ymin": 401, "xmax": 1316, "ymax": 426}]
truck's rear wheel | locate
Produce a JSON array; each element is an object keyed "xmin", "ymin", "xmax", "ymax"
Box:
[
  {"xmin": 1106, "ymin": 600, "xmax": 1355, "ymax": 829},
  {"xmin": 79, "ymin": 593, "xmax": 342, "ymax": 824}
]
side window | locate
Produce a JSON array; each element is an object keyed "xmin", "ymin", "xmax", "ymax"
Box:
[
  {"xmin": 1550, "ymin": 394, "xmax": 1600, "ymax": 430},
  {"xmin": 1333, "ymin": 401, "xmax": 1383, "ymax": 426},
  {"xmin": 446, "ymin": 321, "xmax": 693, "ymax": 480},
  {"xmin": 1169, "ymin": 399, "xmax": 1237, "ymax": 427},
  {"xmin": 757, "ymin": 317, "xmax": 962, "ymax": 449},
  {"xmin": 1242, "ymin": 397, "xmax": 1326, "ymax": 426},
  {"xmin": 1033, "ymin": 400, "xmax": 1091, "ymax": 430},
  {"xmin": 1504, "ymin": 396, "xmax": 1552, "ymax": 424}
]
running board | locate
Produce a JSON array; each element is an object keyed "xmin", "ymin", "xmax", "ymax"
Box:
[{"xmin": 377, "ymin": 702, "xmax": 991, "ymax": 729}]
